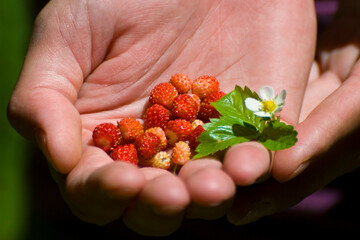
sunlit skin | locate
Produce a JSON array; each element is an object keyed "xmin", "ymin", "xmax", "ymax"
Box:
[
  {"xmin": 8, "ymin": 0, "xmax": 315, "ymax": 235},
  {"xmin": 9, "ymin": 0, "xmax": 360, "ymax": 236}
]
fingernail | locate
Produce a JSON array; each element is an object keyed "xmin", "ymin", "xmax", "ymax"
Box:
[
  {"xmin": 35, "ymin": 128, "xmax": 50, "ymax": 159},
  {"xmin": 280, "ymin": 161, "xmax": 310, "ymax": 183},
  {"xmin": 35, "ymin": 128, "xmax": 57, "ymax": 172},
  {"xmin": 231, "ymin": 201, "xmax": 274, "ymax": 226}
]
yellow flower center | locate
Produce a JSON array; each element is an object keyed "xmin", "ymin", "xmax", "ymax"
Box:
[{"xmin": 262, "ymin": 100, "xmax": 276, "ymax": 113}]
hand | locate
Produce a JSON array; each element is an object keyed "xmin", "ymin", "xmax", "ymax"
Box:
[
  {"xmin": 227, "ymin": 0, "xmax": 360, "ymax": 225},
  {"xmin": 7, "ymin": 0, "xmax": 316, "ymax": 236}
]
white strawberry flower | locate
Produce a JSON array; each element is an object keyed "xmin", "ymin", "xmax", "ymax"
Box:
[{"xmin": 244, "ymin": 86, "xmax": 286, "ymax": 118}]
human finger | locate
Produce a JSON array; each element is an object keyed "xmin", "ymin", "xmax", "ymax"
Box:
[
  {"xmin": 60, "ymin": 146, "xmax": 145, "ymax": 225},
  {"xmin": 178, "ymin": 159, "xmax": 236, "ymax": 219},
  {"xmin": 227, "ymin": 124, "xmax": 360, "ymax": 225},
  {"xmin": 223, "ymin": 142, "xmax": 273, "ymax": 186},
  {"xmin": 7, "ymin": 2, "xmax": 90, "ymax": 173},
  {"xmin": 273, "ymin": 61, "xmax": 360, "ymax": 182},
  {"xmin": 122, "ymin": 169, "xmax": 190, "ymax": 236}
]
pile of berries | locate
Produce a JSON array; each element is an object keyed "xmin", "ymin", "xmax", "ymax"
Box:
[{"xmin": 92, "ymin": 74, "xmax": 226, "ymax": 172}]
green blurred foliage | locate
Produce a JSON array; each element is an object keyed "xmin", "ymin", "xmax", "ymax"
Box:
[{"xmin": 0, "ymin": 0, "xmax": 32, "ymax": 239}]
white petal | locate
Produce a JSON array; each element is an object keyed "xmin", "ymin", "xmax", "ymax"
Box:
[
  {"xmin": 275, "ymin": 89, "xmax": 286, "ymax": 105},
  {"xmin": 259, "ymin": 86, "xmax": 275, "ymax": 101},
  {"xmin": 273, "ymin": 106, "xmax": 283, "ymax": 114},
  {"xmin": 254, "ymin": 111, "xmax": 271, "ymax": 118},
  {"xmin": 245, "ymin": 98, "xmax": 262, "ymax": 112}
]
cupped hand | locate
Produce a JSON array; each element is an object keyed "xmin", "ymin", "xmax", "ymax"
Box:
[
  {"xmin": 227, "ymin": 0, "xmax": 360, "ymax": 225},
  {"xmin": 8, "ymin": 0, "xmax": 316, "ymax": 236}
]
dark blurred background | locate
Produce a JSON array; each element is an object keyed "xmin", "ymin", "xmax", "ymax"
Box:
[{"xmin": 1, "ymin": 0, "xmax": 359, "ymax": 239}]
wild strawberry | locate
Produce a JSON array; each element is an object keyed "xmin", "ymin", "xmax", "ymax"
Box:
[
  {"xmin": 145, "ymin": 127, "xmax": 167, "ymax": 150},
  {"xmin": 191, "ymin": 119, "xmax": 204, "ymax": 129},
  {"xmin": 118, "ymin": 117, "xmax": 144, "ymax": 143},
  {"xmin": 188, "ymin": 125, "xmax": 206, "ymax": 149},
  {"xmin": 192, "ymin": 75, "xmax": 220, "ymax": 99},
  {"xmin": 143, "ymin": 104, "xmax": 171, "ymax": 129},
  {"xmin": 170, "ymin": 73, "xmax": 192, "ymax": 94},
  {"xmin": 135, "ymin": 132, "xmax": 161, "ymax": 159},
  {"xmin": 172, "ymin": 94, "xmax": 200, "ymax": 122},
  {"xmin": 171, "ymin": 141, "xmax": 191, "ymax": 165},
  {"xmin": 198, "ymin": 91, "xmax": 226, "ymax": 121},
  {"xmin": 141, "ymin": 151, "xmax": 171, "ymax": 170},
  {"xmin": 165, "ymin": 119, "xmax": 193, "ymax": 146},
  {"xmin": 188, "ymin": 94, "xmax": 201, "ymax": 110},
  {"xmin": 110, "ymin": 144, "xmax": 138, "ymax": 165},
  {"xmin": 92, "ymin": 122, "xmax": 122, "ymax": 152},
  {"xmin": 149, "ymin": 82, "xmax": 178, "ymax": 109}
]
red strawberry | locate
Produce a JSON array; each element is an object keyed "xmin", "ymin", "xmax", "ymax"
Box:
[
  {"xmin": 188, "ymin": 125, "xmax": 205, "ymax": 149},
  {"xmin": 145, "ymin": 127, "xmax": 167, "ymax": 150},
  {"xmin": 198, "ymin": 91, "xmax": 226, "ymax": 121},
  {"xmin": 188, "ymin": 94, "xmax": 201, "ymax": 110},
  {"xmin": 143, "ymin": 104, "xmax": 171, "ymax": 129},
  {"xmin": 171, "ymin": 141, "xmax": 191, "ymax": 165},
  {"xmin": 92, "ymin": 122, "xmax": 122, "ymax": 152},
  {"xmin": 165, "ymin": 119, "xmax": 193, "ymax": 146},
  {"xmin": 118, "ymin": 117, "xmax": 144, "ymax": 143},
  {"xmin": 110, "ymin": 144, "xmax": 138, "ymax": 165},
  {"xmin": 149, "ymin": 82, "xmax": 178, "ymax": 109},
  {"xmin": 192, "ymin": 75, "xmax": 220, "ymax": 99},
  {"xmin": 172, "ymin": 94, "xmax": 200, "ymax": 122},
  {"xmin": 141, "ymin": 151, "xmax": 171, "ymax": 170},
  {"xmin": 135, "ymin": 132, "xmax": 161, "ymax": 159},
  {"xmin": 170, "ymin": 73, "xmax": 192, "ymax": 94}
]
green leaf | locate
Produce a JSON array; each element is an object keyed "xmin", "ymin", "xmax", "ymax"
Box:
[
  {"xmin": 258, "ymin": 120, "xmax": 298, "ymax": 151},
  {"xmin": 232, "ymin": 123, "xmax": 259, "ymax": 140},
  {"xmin": 203, "ymin": 116, "xmax": 241, "ymax": 130},
  {"xmin": 193, "ymin": 134, "xmax": 248, "ymax": 159},
  {"xmin": 193, "ymin": 116, "xmax": 251, "ymax": 159},
  {"xmin": 193, "ymin": 85, "xmax": 298, "ymax": 159},
  {"xmin": 209, "ymin": 125, "xmax": 235, "ymax": 141},
  {"xmin": 211, "ymin": 85, "xmax": 266, "ymax": 131}
]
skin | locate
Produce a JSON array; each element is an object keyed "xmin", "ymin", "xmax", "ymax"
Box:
[
  {"xmin": 7, "ymin": 0, "xmax": 324, "ymax": 236},
  {"xmin": 227, "ymin": 0, "xmax": 360, "ymax": 225}
]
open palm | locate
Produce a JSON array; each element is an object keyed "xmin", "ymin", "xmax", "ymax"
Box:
[{"xmin": 8, "ymin": 0, "xmax": 316, "ymax": 236}]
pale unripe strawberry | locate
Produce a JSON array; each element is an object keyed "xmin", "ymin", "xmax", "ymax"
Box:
[
  {"xmin": 150, "ymin": 151, "xmax": 171, "ymax": 169},
  {"xmin": 171, "ymin": 141, "xmax": 191, "ymax": 165}
]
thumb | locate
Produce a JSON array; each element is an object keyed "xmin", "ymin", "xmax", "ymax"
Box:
[
  {"xmin": 7, "ymin": 6, "xmax": 86, "ymax": 174},
  {"xmin": 8, "ymin": 81, "xmax": 82, "ymax": 174}
]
